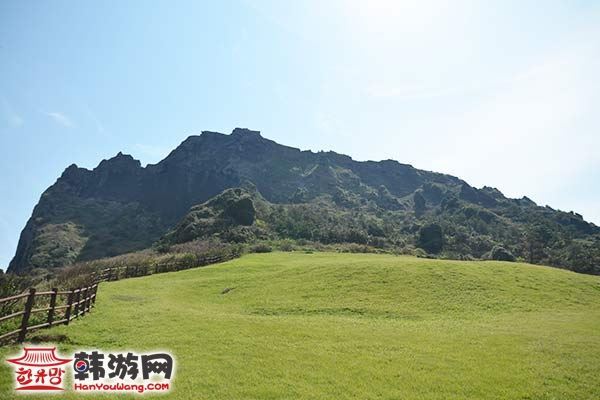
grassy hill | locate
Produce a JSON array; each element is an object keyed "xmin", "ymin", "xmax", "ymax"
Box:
[{"xmin": 2, "ymin": 252, "xmax": 599, "ymax": 399}]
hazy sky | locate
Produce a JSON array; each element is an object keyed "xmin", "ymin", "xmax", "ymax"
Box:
[{"xmin": 1, "ymin": 0, "xmax": 599, "ymax": 269}]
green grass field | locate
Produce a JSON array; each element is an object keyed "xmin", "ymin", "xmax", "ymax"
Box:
[{"xmin": 2, "ymin": 252, "xmax": 600, "ymax": 399}]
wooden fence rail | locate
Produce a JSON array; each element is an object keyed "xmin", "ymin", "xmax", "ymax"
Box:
[
  {"xmin": 0, "ymin": 247, "xmax": 241, "ymax": 344},
  {"xmin": 93, "ymin": 252, "xmax": 239, "ymax": 282},
  {"xmin": 0, "ymin": 283, "xmax": 98, "ymax": 343}
]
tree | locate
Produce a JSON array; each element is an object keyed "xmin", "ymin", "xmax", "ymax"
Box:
[
  {"xmin": 525, "ymin": 224, "xmax": 552, "ymax": 264},
  {"xmin": 413, "ymin": 190, "xmax": 426, "ymax": 217},
  {"xmin": 417, "ymin": 223, "xmax": 443, "ymax": 254},
  {"xmin": 491, "ymin": 246, "xmax": 515, "ymax": 262},
  {"xmin": 225, "ymin": 198, "xmax": 255, "ymax": 226}
]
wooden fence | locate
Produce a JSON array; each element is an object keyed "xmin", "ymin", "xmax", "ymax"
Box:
[
  {"xmin": 0, "ymin": 283, "xmax": 98, "ymax": 343},
  {"xmin": 0, "ymin": 248, "xmax": 241, "ymax": 344},
  {"xmin": 93, "ymin": 252, "xmax": 238, "ymax": 282}
]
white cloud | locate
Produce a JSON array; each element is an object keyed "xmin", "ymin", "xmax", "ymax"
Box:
[{"xmin": 43, "ymin": 111, "xmax": 75, "ymax": 128}]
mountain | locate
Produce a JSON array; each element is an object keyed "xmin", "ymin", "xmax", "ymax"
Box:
[{"xmin": 8, "ymin": 128, "xmax": 600, "ymax": 274}]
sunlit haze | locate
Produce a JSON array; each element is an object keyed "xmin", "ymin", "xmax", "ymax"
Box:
[{"xmin": 1, "ymin": 0, "xmax": 599, "ymax": 269}]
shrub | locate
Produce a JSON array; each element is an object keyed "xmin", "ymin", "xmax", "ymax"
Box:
[
  {"xmin": 54, "ymin": 263, "xmax": 98, "ymax": 289},
  {"xmin": 342, "ymin": 243, "xmax": 373, "ymax": 253},
  {"xmin": 491, "ymin": 246, "xmax": 516, "ymax": 262},
  {"xmin": 0, "ymin": 273, "xmax": 34, "ymax": 315},
  {"xmin": 224, "ymin": 198, "xmax": 255, "ymax": 226},
  {"xmin": 413, "ymin": 190, "xmax": 426, "ymax": 216},
  {"xmin": 251, "ymin": 244, "xmax": 273, "ymax": 253},
  {"xmin": 417, "ymin": 223, "xmax": 443, "ymax": 254},
  {"xmin": 413, "ymin": 248, "xmax": 428, "ymax": 258},
  {"xmin": 154, "ymin": 242, "xmax": 172, "ymax": 254},
  {"xmin": 279, "ymin": 240, "xmax": 294, "ymax": 252}
]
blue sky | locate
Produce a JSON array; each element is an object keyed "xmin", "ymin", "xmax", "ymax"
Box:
[{"xmin": 1, "ymin": 0, "xmax": 599, "ymax": 269}]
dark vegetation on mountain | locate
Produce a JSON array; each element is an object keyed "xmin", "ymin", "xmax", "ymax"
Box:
[{"xmin": 7, "ymin": 128, "xmax": 600, "ymax": 275}]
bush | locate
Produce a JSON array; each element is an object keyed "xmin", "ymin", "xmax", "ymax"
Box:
[
  {"xmin": 251, "ymin": 243, "xmax": 273, "ymax": 253},
  {"xmin": 413, "ymin": 190, "xmax": 426, "ymax": 216},
  {"xmin": 221, "ymin": 226, "xmax": 256, "ymax": 243},
  {"xmin": 224, "ymin": 198, "xmax": 255, "ymax": 226},
  {"xmin": 0, "ymin": 273, "xmax": 34, "ymax": 316},
  {"xmin": 279, "ymin": 240, "xmax": 294, "ymax": 252},
  {"xmin": 413, "ymin": 248, "xmax": 428, "ymax": 258},
  {"xmin": 491, "ymin": 246, "xmax": 516, "ymax": 262},
  {"xmin": 54, "ymin": 263, "xmax": 98, "ymax": 289},
  {"xmin": 342, "ymin": 243, "xmax": 374, "ymax": 253},
  {"xmin": 417, "ymin": 223, "xmax": 443, "ymax": 254},
  {"xmin": 154, "ymin": 242, "xmax": 171, "ymax": 254}
]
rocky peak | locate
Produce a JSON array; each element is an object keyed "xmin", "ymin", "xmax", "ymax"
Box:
[
  {"xmin": 95, "ymin": 152, "xmax": 142, "ymax": 172},
  {"xmin": 61, "ymin": 163, "xmax": 82, "ymax": 177},
  {"xmin": 519, "ymin": 196, "xmax": 537, "ymax": 206},
  {"xmin": 173, "ymin": 129, "xmax": 263, "ymax": 155},
  {"xmin": 231, "ymin": 127, "xmax": 262, "ymax": 139},
  {"xmin": 59, "ymin": 163, "xmax": 90, "ymax": 185}
]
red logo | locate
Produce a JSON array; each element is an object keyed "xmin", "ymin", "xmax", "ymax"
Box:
[{"xmin": 6, "ymin": 347, "xmax": 72, "ymax": 391}]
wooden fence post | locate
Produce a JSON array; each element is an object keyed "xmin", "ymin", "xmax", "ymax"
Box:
[
  {"xmin": 86, "ymin": 286, "xmax": 92, "ymax": 312},
  {"xmin": 92, "ymin": 284, "xmax": 98, "ymax": 306},
  {"xmin": 65, "ymin": 289, "xmax": 74, "ymax": 325},
  {"xmin": 47, "ymin": 287, "xmax": 58, "ymax": 327},
  {"xmin": 85, "ymin": 286, "xmax": 92, "ymax": 312},
  {"xmin": 81, "ymin": 287, "xmax": 88, "ymax": 316},
  {"xmin": 18, "ymin": 288, "xmax": 36, "ymax": 343},
  {"xmin": 74, "ymin": 289, "xmax": 81, "ymax": 318},
  {"xmin": 82, "ymin": 287, "xmax": 88, "ymax": 315}
]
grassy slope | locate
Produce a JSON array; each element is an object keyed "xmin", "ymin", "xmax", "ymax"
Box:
[{"xmin": 1, "ymin": 252, "xmax": 599, "ymax": 399}]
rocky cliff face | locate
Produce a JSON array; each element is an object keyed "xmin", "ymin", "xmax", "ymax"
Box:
[{"xmin": 8, "ymin": 128, "xmax": 599, "ymax": 274}]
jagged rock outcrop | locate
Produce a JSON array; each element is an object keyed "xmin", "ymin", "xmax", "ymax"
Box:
[{"xmin": 8, "ymin": 128, "xmax": 600, "ymax": 274}]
